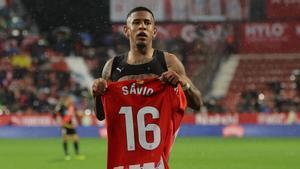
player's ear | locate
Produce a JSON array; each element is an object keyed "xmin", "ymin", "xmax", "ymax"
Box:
[
  {"xmin": 123, "ymin": 25, "xmax": 129, "ymax": 39},
  {"xmin": 153, "ymin": 27, "xmax": 157, "ymax": 38}
]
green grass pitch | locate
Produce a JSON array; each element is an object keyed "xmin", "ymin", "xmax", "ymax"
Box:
[{"xmin": 0, "ymin": 137, "xmax": 299, "ymax": 169}]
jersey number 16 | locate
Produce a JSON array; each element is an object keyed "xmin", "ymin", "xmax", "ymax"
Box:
[{"xmin": 119, "ymin": 106, "xmax": 161, "ymax": 151}]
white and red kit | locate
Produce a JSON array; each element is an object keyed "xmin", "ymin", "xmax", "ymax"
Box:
[{"xmin": 101, "ymin": 78, "xmax": 187, "ymax": 169}]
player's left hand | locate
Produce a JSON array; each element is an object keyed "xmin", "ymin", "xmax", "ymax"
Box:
[{"xmin": 160, "ymin": 70, "xmax": 185, "ymax": 86}]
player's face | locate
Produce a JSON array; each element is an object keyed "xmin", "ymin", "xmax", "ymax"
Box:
[{"xmin": 124, "ymin": 11, "xmax": 157, "ymax": 48}]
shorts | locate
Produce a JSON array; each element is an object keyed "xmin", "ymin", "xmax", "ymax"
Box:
[{"xmin": 61, "ymin": 127, "xmax": 77, "ymax": 135}]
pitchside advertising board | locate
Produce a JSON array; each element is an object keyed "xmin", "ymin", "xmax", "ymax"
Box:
[
  {"xmin": 113, "ymin": 21, "xmax": 300, "ymax": 53},
  {"xmin": 266, "ymin": 0, "xmax": 300, "ymax": 19},
  {"xmin": 1, "ymin": 113, "xmax": 299, "ymax": 138},
  {"xmin": 110, "ymin": 0, "xmax": 249, "ymax": 22},
  {"xmin": 239, "ymin": 22, "xmax": 300, "ymax": 53},
  {"xmin": 112, "ymin": 23, "xmax": 227, "ymax": 43},
  {"xmin": 0, "ymin": 113, "xmax": 299, "ymax": 126},
  {"xmin": 0, "ymin": 114, "xmax": 100, "ymax": 126}
]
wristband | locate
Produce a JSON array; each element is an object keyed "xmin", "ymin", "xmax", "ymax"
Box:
[{"xmin": 182, "ymin": 82, "xmax": 190, "ymax": 91}]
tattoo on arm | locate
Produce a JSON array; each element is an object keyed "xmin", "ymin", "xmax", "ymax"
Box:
[
  {"xmin": 102, "ymin": 58, "xmax": 113, "ymax": 80},
  {"xmin": 95, "ymin": 58, "xmax": 114, "ymax": 121}
]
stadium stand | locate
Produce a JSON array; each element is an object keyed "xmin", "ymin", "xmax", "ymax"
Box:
[
  {"xmin": 0, "ymin": 1, "xmax": 92, "ymax": 115},
  {"xmin": 0, "ymin": 0, "xmax": 299, "ymax": 119},
  {"xmin": 0, "ymin": 0, "xmax": 299, "ymax": 143},
  {"xmin": 229, "ymin": 54, "xmax": 300, "ymax": 113}
]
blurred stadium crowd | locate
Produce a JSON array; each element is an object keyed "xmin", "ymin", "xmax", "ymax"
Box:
[
  {"xmin": 0, "ymin": 0, "xmax": 300, "ymax": 117},
  {"xmin": 0, "ymin": 1, "xmax": 92, "ymax": 114}
]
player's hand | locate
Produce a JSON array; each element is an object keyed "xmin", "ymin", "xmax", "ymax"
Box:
[
  {"xmin": 92, "ymin": 78, "xmax": 108, "ymax": 97},
  {"xmin": 160, "ymin": 70, "xmax": 185, "ymax": 87}
]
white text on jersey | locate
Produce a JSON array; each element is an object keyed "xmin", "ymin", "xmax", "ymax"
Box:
[{"xmin": 122, "ymin": 83, "xmax": 154, "ymax": 96}]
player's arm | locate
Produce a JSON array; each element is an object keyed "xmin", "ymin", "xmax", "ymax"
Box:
[
  {"xmin": 92, "ymin": 58, "xmax": 113, "ymax": 121},
  {"xmin": 52, "ymin": 105, "xmax": 62, "ymax": 124},
  {"xmin": 162, "ymin": 52, "xmax": 203, "ymax": 111}
]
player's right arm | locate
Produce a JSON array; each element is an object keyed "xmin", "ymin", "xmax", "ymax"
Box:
[{"xmin": 92, "ymin": 58, "xmax": 114, "ymax": 121}]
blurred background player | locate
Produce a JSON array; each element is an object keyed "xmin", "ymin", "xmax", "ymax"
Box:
[{"xmin": 53, "ymin": 96, "xmax": 85, "ymax": 160}]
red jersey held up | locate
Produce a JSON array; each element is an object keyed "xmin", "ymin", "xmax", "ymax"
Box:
[{"xmin": 101, "ymin": 78, "xmax": 187, "ymax": 169}]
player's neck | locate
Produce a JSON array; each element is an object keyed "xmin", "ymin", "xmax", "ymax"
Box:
[{"xmin": 127, "ymin": 48, "xmax": 154, "ymax": 64}]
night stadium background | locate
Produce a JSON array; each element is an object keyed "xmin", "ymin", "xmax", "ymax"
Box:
[{"xmin": 0, "ymin": 0, "xmax": 299, "ymax": 169}]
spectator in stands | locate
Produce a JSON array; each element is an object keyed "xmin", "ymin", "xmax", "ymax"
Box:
[
  {"xmin": 236, "ymin": 90, "xmax": 260, "ymax": 113},
  {"xmin": 0, "ymin": 104, "xmax": 10, "ymax": 114},
  {"xmin": 205, "ymin": 98, "xmax": 226, "ymax": 113},
  {"xmin": 292, "ymin": 69, "xmax": 300, "ymax": 93},
  {"xmin": 50, "ymin": 26, "xmax": 74, "ymax": 56}
]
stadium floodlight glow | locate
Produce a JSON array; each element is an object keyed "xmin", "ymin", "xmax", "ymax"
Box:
[
  {"xmin": 38, "ymin": 39, "xmax": 47, "ymax": 46},
  {"xmin": 11, "ymin": 29, "xmax": 20, "ymax": 37},
  {"xmin": 290, "ymin": 75, "xmax": 296, "ymax": 81},
  {"xmin": 12, "ymin": 16, "xmax": 20, "ymax": 23},
  {"xmin": 22, "ymin": 30, "xmax": 29, "ymax": 36},
  {"xmin": 84, "ymin": 109, "xmax": 92, "ymax": 115},
  {"xmin": 258, "ymin": 93, "xmax": 265, "ymax": 100}
]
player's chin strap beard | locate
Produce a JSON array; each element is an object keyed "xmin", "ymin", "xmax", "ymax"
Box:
[{"xmin": 136, "ymin": 43, "xmax": 146, "ymax": 54}]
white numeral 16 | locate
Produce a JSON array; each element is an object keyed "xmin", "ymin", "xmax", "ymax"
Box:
[{"xmin": 119, "ymin": 106, "xmax": 161, "ymax": 151}]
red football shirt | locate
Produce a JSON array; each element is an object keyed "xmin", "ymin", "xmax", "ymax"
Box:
[
  {"xmin": 101, "ymin": 78, "xmax": 187, "ymax": 169},
  {"xmin": 62, "ymin": 105, "xmax": 75, "ymax": 125}
]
